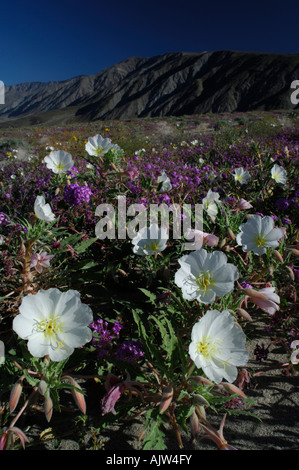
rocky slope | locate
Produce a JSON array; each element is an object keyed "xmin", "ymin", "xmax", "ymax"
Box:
[{"xmin": 0, "ymin": 50, "xmax": 298, "ymax": 126}]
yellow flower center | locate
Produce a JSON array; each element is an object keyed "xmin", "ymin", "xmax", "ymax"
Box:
[
  {"xmin": 196, "ymin": 335, "xmax": 221, "ymax": 359},
  {"xmin": 95, "ymin": 145, "xmax": 104, "ymax": 156},
  {"xmin": 195, "ymin": 272, "xmax": 214, "ymax": 292},
  {"xmin": 254, "ymin": 234, "xmax": 266, "ymax": 247},
  {"xmin": 55, "ymin": 163, "xmax": 65, "ymax": 172},
  {"xmin": 147, "ymin": 241, "xmax": 160, "ymax": 252},
  {"xmin": 35, "ymin": 316, "xmax": 65, "ymax": 350}
]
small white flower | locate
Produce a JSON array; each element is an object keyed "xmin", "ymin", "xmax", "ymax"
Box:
[
  {"xmin": 85, "ymin": 134, "xmax": 114, "ymax": 157},
  {"xmin": 175, "ymin": 249, "xmax": 239, "ymax": 304},
  {"xmin": 12, "ymin": 288, "xmax": 93, "ymax": 362},
  {"xmin": 34, "ymin": 196, "xmax": 55, "ymax": 222},
  {"xmin": 271, "ymin": 164, "xmax": 287, "ymax": 184},
  {"xmin": 202, "ymin": 189, "xmax": 220, "ymax": 220},
  {"xmin": 236, "ymin": 214, "xmax": 284, "ymax": 256},
  {"xmin": 135, "ymin": 148, "xmax": 146, "ymax": 155},
  {"xmin": 157, "ymin": 171, "xmax": 172, "ymax": 192},
  {"xmin": 233, "ymin": 167, "xmax": 251, "ymax": 185},
  {"xmin": 132, "ymin": 223, "xmax": 168, "ymax": 256},
  {"xmin": 43, "ymin": 150, "xmax": 74, "ymax": 174},
  {"xmin": 189, "ymin": 309, "xmax": 249, "ymax": 383}
]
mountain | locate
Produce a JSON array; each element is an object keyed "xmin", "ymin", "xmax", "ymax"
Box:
[{"xmin": 1, "ymin": 51, "xmax": 299, "ymax": 126}]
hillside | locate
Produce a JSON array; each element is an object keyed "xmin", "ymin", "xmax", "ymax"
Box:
[{"xmin": 0, "ymin": 51, "xmax": 298, "ymax": 126}]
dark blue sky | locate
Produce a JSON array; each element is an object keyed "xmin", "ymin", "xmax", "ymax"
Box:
[{"xmin": 1, "ymin": 0, "xmax": 298, "ymax": 85}]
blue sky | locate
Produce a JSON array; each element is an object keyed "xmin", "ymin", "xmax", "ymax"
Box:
[{"xmin": 1, "ymin": 0, "xmax": 298, "ymax": 85}]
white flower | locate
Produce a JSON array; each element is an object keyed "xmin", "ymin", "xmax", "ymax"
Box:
[
  {"xmin": 233, "ymin": 167, "xmax": 251, "ymax": 185},
  {"xmin": 202, "ymin": 189, "xmax": 220, "ymax": 220},
  {"xmin": 43, "ymin": 150, "xmax": 74, "ymax": 174},
  {"xmin": 85, "ymin": 134, "xmax": 114, "ymax": 157},
  {"xmin": 271, "ymin": 164, "xmax": 287, "ymax": 184},
  {"xmin": 132, "ymin": 223, "xmax": 168, "ymax": 256},
  {"xmin": 157, "ymin": 171, "xmax": 172, "ymax": 192},
  {"xmin": 236, "ymin": 215, "xmax": 284, "ymax": 256},
  {"xmin": 175, "ymin": 249, "xmax": 239, "ymax": 304},
  {"xmin": 189, "ymin": 309, "xmax": 249, "ymax": 383},
  {"xmin": 34, "ymin": 196, "xmax": 55, "ymax": 222},
  {"xmin": 12, "ymin": 288, "xmax": 93, "ymax": 362}
]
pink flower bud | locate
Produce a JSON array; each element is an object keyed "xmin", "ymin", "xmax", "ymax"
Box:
[
  {"xmin": 235, "ymin": 307, "xmax": 252, "ymax": 321},
  {"xmin": 273, "ymin": 250, "xmax": 284, "ymax": 263},
  {"xmin": 44, "ymin": 394, "xmax": 53, "ymax": 422},
  {"xmin": 159, "ymin": 384, "xmax": 174, "ymax": 414},
  {"xmin": 9, "ymin": 378, "xmax": 23, "ymax": 413},
  {"xmin": 62, "ymin": 376, "xmax": 86, "ymax": 414},
  {"xmin": 222, "ymin": 382, "xmax": 246, "ymax": 399},
  {"xmin": 241, "ymin": 288, "xmax": 268, "ymax": 300},
  {"xmin": 190, "ymin": 409, "xmax": 200, "ymax": 438},
  {"xmin": 237, "ymin": 198, "xmax": 253, "ymax": 210}
]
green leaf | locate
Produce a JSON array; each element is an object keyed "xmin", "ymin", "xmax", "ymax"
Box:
[
  {"xmin": 139, "ymin": 288, "xmax": 157, "ymax": 304},
  {"xmin": 74, "ymin": 237, "xmax": 97, "ymax": 254},
  {"xmin": 132, "ymin": 309, "xmax": 167, "ymax": 373},
  {"xmin": 142, "ymin": 408, "xmax": 167, "ymax": 450},
  {"xmin": 149, "ymin": 315, "xmax": 178, "ymax": 368}
]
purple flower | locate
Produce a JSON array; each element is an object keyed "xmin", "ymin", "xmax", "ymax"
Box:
[
  {"xmin": 30, "ymin": 252, "xmax": 55, "ymax": 273},
  {"xmin": 63, "ymin": 183, "xmax": 93, "ymax": 206},
  {"xmin": 275, "ymin": 198, "xmax": 290, "ymax": 211},
  {"xmin": 115, "ymin": 340, "xmax": 144, "ymax": 364}
]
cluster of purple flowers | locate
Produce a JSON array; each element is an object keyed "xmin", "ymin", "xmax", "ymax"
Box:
[
  {"xmin": 63, "ymin": 183, "xmax": 93, "ymax": 206},
  {"xmin": 90, "ymin": 318, "xmax": 123, "ymax": 358},
  {"xmin": 115, "ymin": 340, "xmax": 144, "ymax": 364},
  {"xmin": 275, "ymin": 189, "xmax": 299, "ymax": 213},
  {"xmin": 90, "ymin": 318, "xmax": 144, "ymax": 364}
]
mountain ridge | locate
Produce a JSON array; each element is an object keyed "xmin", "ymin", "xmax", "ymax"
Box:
[{"xmin": 1, "ymin": 50, "xmax": 298, "ymax": 126}]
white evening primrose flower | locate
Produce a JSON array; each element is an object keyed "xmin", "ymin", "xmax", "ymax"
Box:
[
  {"xmin": 132, "ymin": 223, "xmax": 168, "ymax": 256},
  {"xmin": 175, "ymin": 249, "xmax": 239, "ymax": 304},
  {"xmin": 43, "ymin": 150, "xmax": 74, "ymax": 174},
  {"xmin": 189, "ymin": 309, "xmax": 249, "ymax": 383},
  {"xmin": 233, "ymin": 167, "xmax": 251, "ymax": 185},
  {"xmin": 202, "ymin": 189, "xmax": 220, "ymax": 220},
  {"xmin": 85, "ymin": 134, "xmax": 114, "ymax": 157},
  {"xmin": 157, "ymin": 171, "xmax": 172, "ymax": 192},
  {"xmin": 271, "ymin": 164, "xmax": 287, "ymax": 184},
  {"xmin": 12, "ymin": 288, "xmax": 93, "ymax": 362},
  {"xmin": 34, "ymin": 195, "xmax": 55, "ymax": 222},
  {"xmin": 236, "ymin": 214, "xmax": 284, "ymax": 256}
]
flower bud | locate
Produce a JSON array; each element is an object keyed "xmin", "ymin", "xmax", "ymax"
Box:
[
  {"xmin": 159, "ymin": 384, "xmax": 174, "ymax": 414},
  {"xmin": 227, "ymin": 228, "xmax": 235, "ymax": 240},
  {"xmin": 286, "ymin": 266, "xmax": 295, "ymax": 281},
  {"xmin": 219, "ymin": 238, "xmax": 227, "ymax": 249},
  {"xmin": 189, "ymin": 376, "xmax": 213, "ymax": 386},
  {"xmin": 222, "ymin": 382, "xmax": 246, "ymax": 398},
  {"xmin": 289, "ymin": 248, "xmax": 299, "ymax": 257},
  {"xmin": 273, "ymin": 250, "xmax": 284, "ymax": 263},
  {"xmin": 235, "ymin": 307, "xmax": 252, "ymax": 321},
  {"xmin": 38, "ymin": 379, "xmax": 48, "ymax": 396},
  {"xmin": 192, "ymin": 394, "xmax": 209, "ymax": 406},
  {"xmin": 62, "ymin": 375, "xmax": 86, "ymax": 414},
  {"xmin": 196, "ymin": 405, "xmax": 206, "ymax": 420},
  {"xmin": 190, "ymin": 409, "xmax": 200, "ymax": 438},
  {"xmin": 241, "ymin": 288, "xmax": 268, "ymax": 300},
  {"xmin": 44, "ymin": 394, "xmax": 53, "ymax": 422},
  {"xmin": 9, "ymin": 377, "xmax": 23, "ymax": 413}
]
